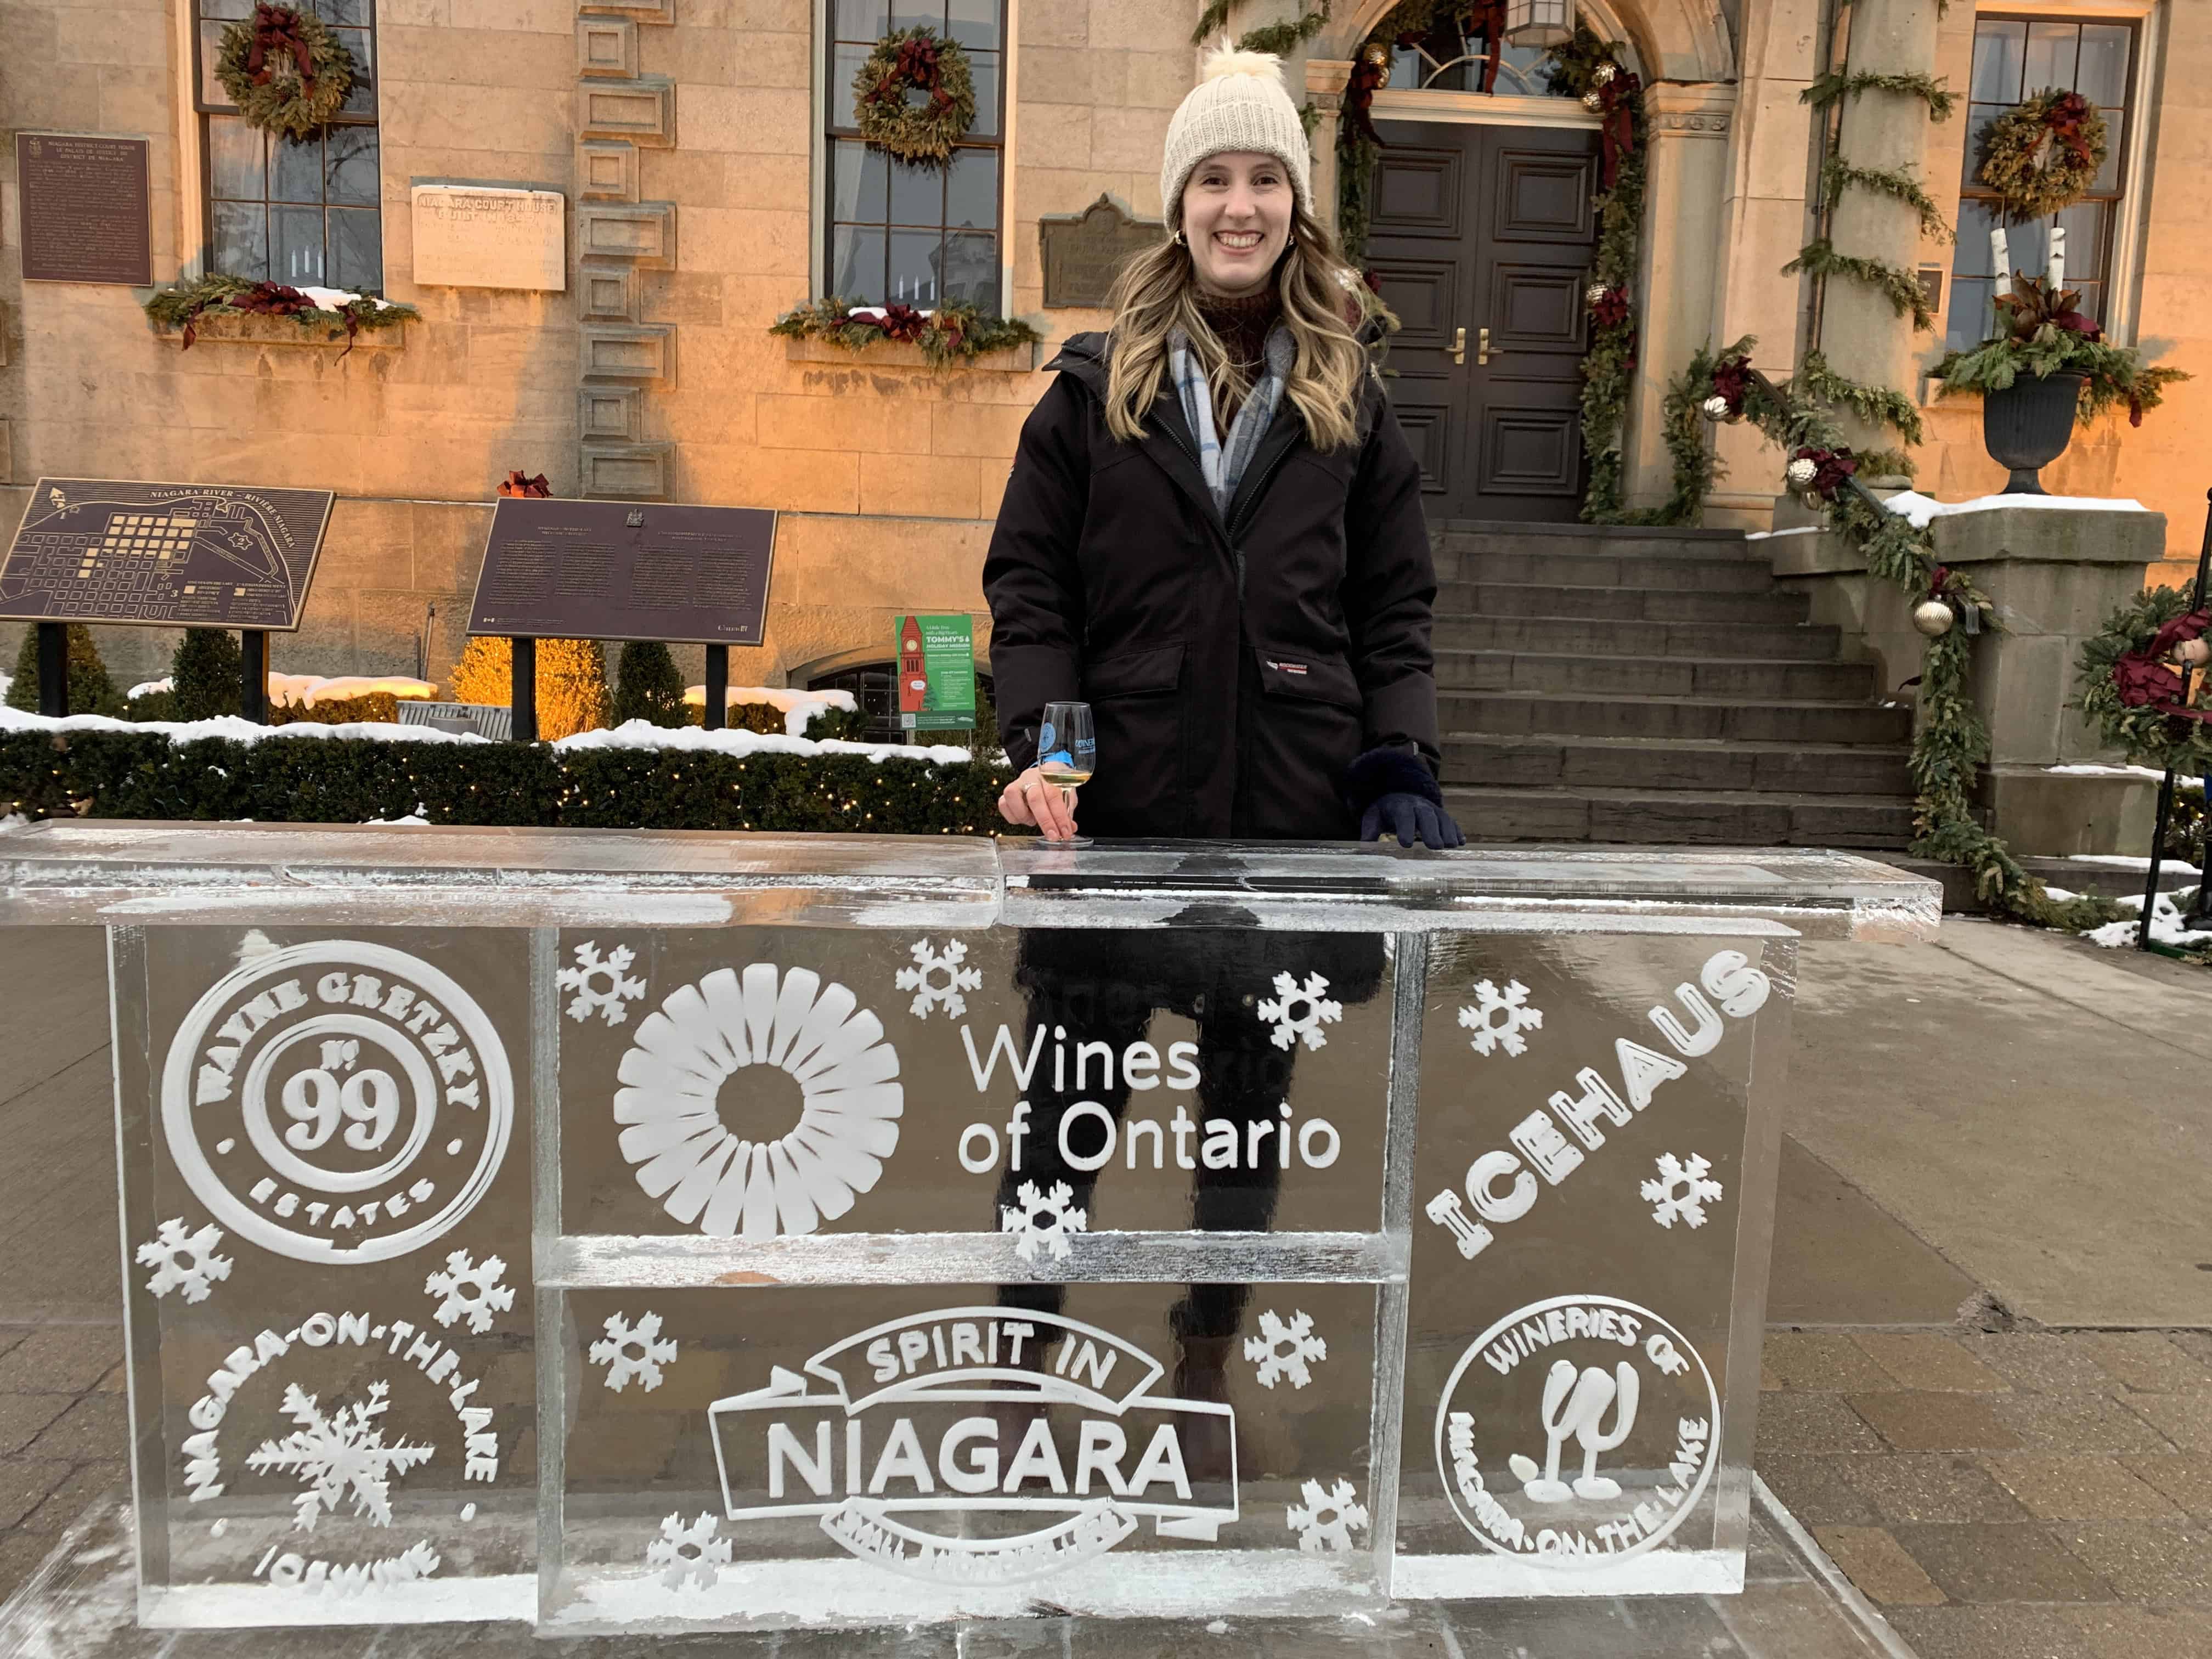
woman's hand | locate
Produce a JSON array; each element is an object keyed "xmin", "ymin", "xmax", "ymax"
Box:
[{"xmin": 998, "ymin": 766, "xmax": 1080, "ymax": 841}]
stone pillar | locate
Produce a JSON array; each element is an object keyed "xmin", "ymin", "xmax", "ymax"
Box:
[
  {"xmin": 1626, "ymin": 82, "xmax": 1736, "ymax": 510},
  {"xmin": 1706, "ymin": 0, "xmax": 1821, "ymax": 526},
  {"xmin": 1819, "ymin": 0, "xmax": 1940, "ymax": 455},
  {"xmin": 1304, "ymin": 58, "xmax": 1353, "ymax": 242}
]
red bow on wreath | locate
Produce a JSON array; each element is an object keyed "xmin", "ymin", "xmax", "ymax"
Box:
[
  {"xmin": 245, "ymin": 3, "xmax": 315, "ymax": 88},
  {"xmin": 1596, "ymin": 71, "xmax": 1644, "ymax": 191},
  {"xmin": 2041, "ymin": 92, "xmax": 2098, "ymax": 168},
  {"xmin": 2113, "ymin": 609, "xmax": 2212, "ymax": 724},
  {"xmin": 873, "ymin": 35, "xmax": 951, "ymax": 115}
]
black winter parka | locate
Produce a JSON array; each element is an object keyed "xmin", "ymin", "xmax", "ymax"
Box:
[{"xmin": 982, "ymin": 331, "xmax": 1440, "ymax": 841}]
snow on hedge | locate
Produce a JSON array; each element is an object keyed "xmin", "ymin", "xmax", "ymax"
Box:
[
  {"xmin": 0, "ymin": 706, "xmax": 968, "ymax": 765},
  {"xmin": 269, "ymin": 673, "xmax": 437, "ymax": 708},
  {"xmin": 682, "ymin": 684, "xmax": 859, "ymax": 736}
]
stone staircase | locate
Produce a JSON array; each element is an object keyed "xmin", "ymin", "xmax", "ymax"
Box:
[{"xmin": 1432, "ymin": 521, "xmax": 1917, "ymax": 847}]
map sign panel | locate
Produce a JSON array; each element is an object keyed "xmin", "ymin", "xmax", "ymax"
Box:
[
  {"xmin": 1, "ymin": 478, "xmax": 334, "ymax": 630},
  {"xmin": 468, "ymin": 499, "xmax": 776, "ymax": 646}
]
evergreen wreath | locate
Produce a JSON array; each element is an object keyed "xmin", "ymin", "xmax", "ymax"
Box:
[
  {"xmin": 2075, "ymin": 586, "xmax": 2212, "ymax": 774},
  {"xmin": 216, "ymin": 3, "xmax": 355, "ymax": 141},
  {"xmin": 1976, "ymin": 89, "xmax": 2107, "ymax": 222},
  {"xmin": 853, "ymin": 26, "xmax": 976, "ymax": 168}
]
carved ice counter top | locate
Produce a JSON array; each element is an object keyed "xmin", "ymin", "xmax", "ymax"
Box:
[{"xmin": 0, "ymin": 822, "xmax": 1938, "ymax": 1632}]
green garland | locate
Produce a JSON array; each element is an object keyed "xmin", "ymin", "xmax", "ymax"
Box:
[
  {"xmin": 1820, "ymin": 157, "xmax": 1953, "ymax": 241},
  {"xmin": 144, "ymin": 273, "xmax": 417, "ymax": 351},
  {"xmin": 1803, "ymin": 68, "xmax": 1956, "ymax": 120},
  {"xmin": 769, "ymin": 296, "xmax": 1042, "ymax": 366},
  {"xmin": 852, "ymin": 26, "xmax": 976, "ymax": 168},
  {"xmin": 216, "ymin": 5, "xmax": 354, "ymax": 140},
  {"xmin": 1243, "ymin": 2, "xmax": 1333, "ymax": 56},
  {"xmin": 1784, "ymin": 239, "xmax": 1937, "ymax": 331},
  {"xmin": 2075, "ymin": 586, "xmax": 2212, "ymax": 774},
  {"xmin": 1796, "ymin": 349, "xmax": 1926, "ymax": 449}
]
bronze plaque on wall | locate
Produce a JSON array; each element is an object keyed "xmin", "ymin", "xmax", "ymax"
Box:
[
  {"xmin": 1040, "ymin": 194, "xmax": 1162, "ymax": 308},
  {"xmin": 467, "ymin": 499, "xmax": 777, "ymax": 645},
  {"xmin": 18, "ymin": 133, "xmax": 152, "ymax": 286},
  {"xmin": 0, "ymin": 478, "xmax": 334, "ymax": 629}
]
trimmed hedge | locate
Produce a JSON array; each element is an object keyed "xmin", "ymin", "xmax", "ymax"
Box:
[{"xmin": 0, "ymin": 726, "xmax": 1013, "ymax": 834}]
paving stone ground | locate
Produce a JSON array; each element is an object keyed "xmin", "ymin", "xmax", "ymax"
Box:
[{"xmin": 1759, "ymin": 1328, "xmax": 2212, "ymax": 1659}]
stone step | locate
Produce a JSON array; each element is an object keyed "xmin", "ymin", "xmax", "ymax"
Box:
[
  {"xmin": 1436, "ymin": 548, "xmax": 1777, "ymax": 591},
  {"xmin": 1436, "ymin": 613, "xmax": 1844, "ymax": 662},
  {"xmin": 1435, "ymin": 650, "xmax": 1878, "ymax": 701},
  {"xmin": 1443, "ymin": 689, "xmax": 1915, "ymax": 747},
  {"xmin": 1442, "ymin": 733, "xmax": 1914, "ymax": 798},
  {"xmin": 1434, "ymin": 521, "xmax": 1762, "ymax": 561},
  {"xmin": 1447, "ymin": 785, "xmax": 1917, "ymax": 848},
  {"xmin": 1441, "ymin": 580, "xmax": 1811, "ymax": 625}
]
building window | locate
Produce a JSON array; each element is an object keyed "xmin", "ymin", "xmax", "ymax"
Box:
[
  {"xmin": 824, "ymin": 1, "xmax": 1005, "ymax": 311},
  {"xmin": 1947, "ymin": 15, "xmax": 2135, "ymax": 352},
  {"xmin": 192, "ymin": 0, "xmax": 383, "ymax": 290}
]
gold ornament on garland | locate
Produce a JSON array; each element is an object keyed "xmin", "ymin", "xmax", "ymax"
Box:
[
  {"xmin": 853, "ymin": 26, "xmax": 977, "ymax": 168},
  {"xmin": 1976, "ymin": 89, "xmax": 2107, "ymax": 222},
  {"xmin": 1360, "ymin": 40, "xmax": 1393, "ymax": 87},
  {"xmin": 1912, "ymin": 597, "xmax": 1957, "ymax": 637},
  {"xmin": 216, "ymin": 3, "xmax": 354, "ymax": 141}
]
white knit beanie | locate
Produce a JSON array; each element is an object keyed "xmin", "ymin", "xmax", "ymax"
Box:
[{"xmin": 1160, "ymin": 44, "xmax": 1314, "ymax": 228}]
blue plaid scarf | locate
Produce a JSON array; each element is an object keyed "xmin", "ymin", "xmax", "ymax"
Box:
[{"xmin": 1168, "ymin": 322, "xmax": 1296, "ymax": 518}]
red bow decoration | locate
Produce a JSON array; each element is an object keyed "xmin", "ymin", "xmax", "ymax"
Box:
[
  {"xmin": 1588, "ymin": 285, "xmax": 1631, "ymax": 329},
  {"xmin": 1463, "ymin": 2, "xmax": 1508, "ymax": 95},
  {"xmin": 1596, "ymin": 71, "xmax": 1643, "ymax": 190},
  {"xmin": 1794, "ymin": 445, "xmax": 1859, "ymax": 499},
  {"xmin": 499, "ymin": 472, "xmax": 552, "ymax": 498},
  {"xmin": 2113, "ymin": 610, "xmax": 2212, "ymax": 725},
  {"xmin": 245, "ymin": 3, "xmax": 316, "ymax": 88},
  {"xmin": 176, "ymin": 280, "xmax": 310, "ymax": 349},
  {"xmin": 1344, "ymin": 48, "xmax": 1390, "ymax": 146},
  {"xmin": 870, "ymin": 34, "xmax": 951, "ymax": 115},
  {"xmin": 2042, "ymin": 92, "xmax": 2098, "ymax": 168},
  {"xmin": 1709, "ymin": 353, "xmax": 1754, "ymax": 416},
  {"xmin": 874, "ymin": 302, "xmax": 928, "ymax": 342}
]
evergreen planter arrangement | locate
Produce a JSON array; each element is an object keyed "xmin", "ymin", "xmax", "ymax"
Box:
[{"xmin": 1981, "ymin": 369, "xmax": 2085, "ymax": 494}]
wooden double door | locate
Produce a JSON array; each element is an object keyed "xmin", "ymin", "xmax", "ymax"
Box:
[{"xmin": 1364, "ymin": 121, "xmax": 1602, "ymax": 524}]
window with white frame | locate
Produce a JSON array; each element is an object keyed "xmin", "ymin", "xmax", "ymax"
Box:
[
  {"xmin": 191, "ymin": 0, "xmax": 383, "ymax": 290},
  {"xmin": 823, "ymin": 1, "xmax": 1006, "ymax": 311},
  {"xmin": 1947, "ymin": 14, "xmax": 2136, "ymax": 352}
]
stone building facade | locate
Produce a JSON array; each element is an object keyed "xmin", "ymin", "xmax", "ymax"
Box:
[{"xmin": 0, "ymin": 0, "xmax": 2204, "ymax": 694}]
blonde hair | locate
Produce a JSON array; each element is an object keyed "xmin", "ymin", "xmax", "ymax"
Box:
[{"xmin": 1102, "ymin": 206, "xmax": 1379, "ymax": 453}]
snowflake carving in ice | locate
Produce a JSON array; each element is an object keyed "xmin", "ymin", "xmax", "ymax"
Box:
[
  {"xmin": 1458, "ymin": 978, "xmax": 1544, "ymax": 1058},
  {"xmin": 590, "ymin": 1310, "xmax": 679, "ymax": 1392},
  {"xmin": 1286, "ymin": 1477, "xmax": 1369, "ymax": 1553},
  {"xmin": 894, "ymin": 938, "xmax": 983, "ymax": 1020},
  {"xmin": 423, "ymin": 1249, "xmax": 515, "ymax": 1334},
  {"xmin": 1641, "ymin": 1152, "xmax": 1725, "ymax": 1229},
  {"xmin": 244, "ymin": 1381, "xmax": 434, "ymax": 1531},
  {"xmin": 558, "ymin": 940, "xmax": 647, "ymax": 1026},
  {"xmin": 1244, "ymin": 1309, "xmax": 1328, "ymax": 1390},
  {"xmin": 646, "ymin": 1511, "xmax": 731, "ymax": 1590},
  {"xmin": 136, "ymin": 1217, "xmax": 232, "ymax": 1304},
  {"xmin": 1257, "ymin": 971, "xmax": 1342, "ymax": 1052},
  {"xmin": 1000, "ymin": 1180, "xmax": 1088, "ymax": 1264}
]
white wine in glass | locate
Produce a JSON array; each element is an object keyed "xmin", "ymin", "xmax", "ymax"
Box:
[{"xmin": 1036, "ymin": 700, "xmax": 1096, "ymax": 848}]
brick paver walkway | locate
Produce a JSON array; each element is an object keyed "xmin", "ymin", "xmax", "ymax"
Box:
[
  {"xmin": 0, "ymin": 1323, "xmax": 127, "ymax": 1604},
  {"xmin": 1759, "ymin": 1327, "xmax": 2212, "ymax": 1658}
]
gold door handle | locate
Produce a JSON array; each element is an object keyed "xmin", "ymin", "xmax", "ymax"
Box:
[
  {"xmin": 1451, "ymin": 325, "xmax": 1466, "ymax": 365},
  {"xmin": 1478, "ymin": 325, "xmax": 1497, "ymax": 365}
]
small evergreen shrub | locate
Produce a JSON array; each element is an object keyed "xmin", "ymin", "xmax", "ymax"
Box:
[
  {"xmin": 6, "ymin": 625, "xmax": 121, "ymax": 716},
  {"xmin": 172, "ymin": 629, "xmax": 244, "ymax": 720}
]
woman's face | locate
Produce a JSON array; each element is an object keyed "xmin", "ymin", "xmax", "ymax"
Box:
[{"xmin": 1182, "ymin": 150, "xmax": 1294, "ymax": 297}]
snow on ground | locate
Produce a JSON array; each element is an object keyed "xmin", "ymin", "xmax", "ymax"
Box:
[
  {"xmin": 2044, "ymin": 762, "xmax": 2169, "ymax": 779},
  {"xmin": 268, "ymin": 673, "xmax": 436, "ymax": 708},
  {"xmin": 1882, "ymin": 490, "xmax": 2152, "ymax": 528},
  {"xmin": 2067, "ymin": 853, "xmax": 2205, "ymax": 874},
  {"xmin": 2080, "ymin": 888, "xmax": 2212, "ymax": 950},
  {"xmin": 0, "ymin": 705, "xmax": 967, "ymax": 764}
]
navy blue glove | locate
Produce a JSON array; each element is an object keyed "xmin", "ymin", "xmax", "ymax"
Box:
[{"xmin": 1340, "ymin": 746, "xmax": 1464, "ymax": 849}]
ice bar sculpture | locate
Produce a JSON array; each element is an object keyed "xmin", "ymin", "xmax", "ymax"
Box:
[{"xmin": 0, "ymin": 822, "xmax": 1937, "ymax": 1631}]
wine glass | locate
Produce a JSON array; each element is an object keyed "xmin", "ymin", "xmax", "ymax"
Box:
[{"xmin": 1036, "ymin": 701, "xmax": 1096, "ymax": 849}]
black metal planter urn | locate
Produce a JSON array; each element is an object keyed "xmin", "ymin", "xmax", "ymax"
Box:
[{"xmin": 1983, "ymin": 370, "xmax": 2086, "ymax": 494}]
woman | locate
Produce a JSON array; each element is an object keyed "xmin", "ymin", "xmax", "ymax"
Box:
[{"xmin": 983, "ymin": 44, "xmax": 1461, "ymax": 850}]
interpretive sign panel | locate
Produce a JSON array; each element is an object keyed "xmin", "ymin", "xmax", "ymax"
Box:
[
  {"xmin": 467, "ymin": 499, "xmax": 775, "ymax": 645},
  {"xmin": 410, "ymin": 184, "xmax": 567, "ymax": 291},
  {"xmin": 0, "ymin": 477, "xmax": 334, "ymax": 629},
  {"xmin": 895, "ymin": 613, "xmax": 975, "ymax": 731},
  {"xmin": 1040, "ymin": 195, "xmax": 1161, "ymax": 309},
  {"xmin": 17, "ymin": 132, "xmax": 152, "ymax": 286}
]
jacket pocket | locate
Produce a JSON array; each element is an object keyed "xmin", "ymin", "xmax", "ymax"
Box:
[
  {"xmin": 1079, "ymin": 642, "xmax": 1187, "ymax": 834},
  {"xmin": 1085, "ymin": 642, "xmax": 1185, "ymax": 700},
  {"xmin": 1251, "ymin": 646, "xmax": 1360, "ymax": 709}
]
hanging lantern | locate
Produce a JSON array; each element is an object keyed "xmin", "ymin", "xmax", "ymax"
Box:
[{"xmin": 1506, "ymin": 0, "xmax": 1572, "ymax": 48}]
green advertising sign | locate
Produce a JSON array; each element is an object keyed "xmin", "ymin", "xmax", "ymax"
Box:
[{"xmin": 894, "ymin": 613, "xmax": 976, "ymax": 732}]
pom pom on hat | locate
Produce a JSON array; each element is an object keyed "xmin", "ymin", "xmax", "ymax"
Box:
[{"xmin": 1160, "ymin": 41, "xmax": 1314, "ymax": 225}]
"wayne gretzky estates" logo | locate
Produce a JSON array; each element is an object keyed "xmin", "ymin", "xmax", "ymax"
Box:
[{"xmin": 709, "ymin": 1308, "xmax": 1236, "ymax": 1585}]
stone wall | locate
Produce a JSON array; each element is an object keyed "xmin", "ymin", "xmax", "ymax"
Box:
[{"xmin": 0, "ymin": 0, "xmax": 1214, "ymax": 691}]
